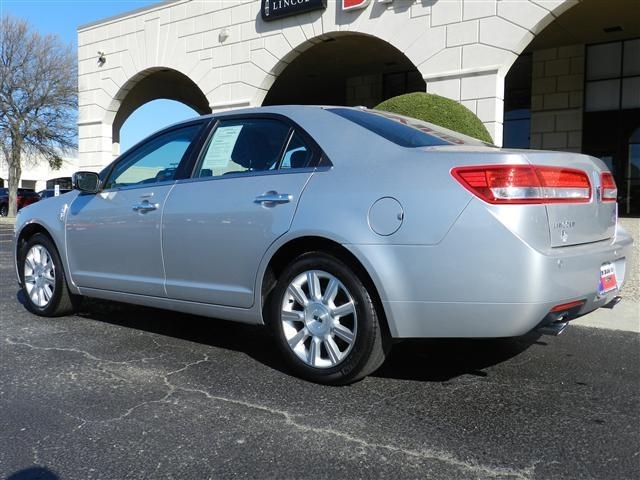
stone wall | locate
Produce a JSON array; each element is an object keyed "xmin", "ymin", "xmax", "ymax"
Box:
[
  {"xmin": 530, "ymin": 45, "xmax": 585, "ymax": 152},
  {"xmin": 77, "ymin": 0, "xmax": 573, "ymax": 167},
  {"xmin": 346, "ymin": 74, "xmax": 383, "ymax": 108}
]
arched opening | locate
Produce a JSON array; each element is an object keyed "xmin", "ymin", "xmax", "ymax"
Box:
[
  {"xmin": 111, "ymin": 68, "xmax": 210, "ymax": 155},
  {"xmin": 263, "ymin": 33, "xmax": 425, "ymax": 108},
  {"xmin": 502, "ymin": 0, "xmax": 640, "ymax": 215},
  {"xmin": 120, "ymin": 99, "xmax": 199, "ymax": 152}
]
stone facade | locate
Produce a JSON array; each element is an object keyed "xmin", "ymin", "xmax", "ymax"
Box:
[
  {"xmin": 530, "ymin": 44, "xmax": 585, "ymax": 152},
  {"xmin": 77, "ymin": 0, "xmax": 578, "ymax": 169}
]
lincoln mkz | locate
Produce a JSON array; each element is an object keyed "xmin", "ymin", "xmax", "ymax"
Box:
[{"xmin": 13, "ymin": 106, "xmax": 633, "ymax": 384}]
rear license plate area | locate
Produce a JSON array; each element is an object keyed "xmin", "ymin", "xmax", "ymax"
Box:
[{"xmin": 598, "ymin": 262, "xmax": 617, "ymax": 296}]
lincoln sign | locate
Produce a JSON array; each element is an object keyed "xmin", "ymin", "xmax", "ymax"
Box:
[{"xmin": 261, "ymin": 0, "xmax": 327, "ymax": 21}]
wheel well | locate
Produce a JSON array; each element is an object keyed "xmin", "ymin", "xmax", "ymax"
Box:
[
  {"xmin": 261, "ymin": 236, "xmax": 391, "ymax": 341},
  {"xmin": 16, "ymin": 224, "xmax": 54, "ymax": 261}
]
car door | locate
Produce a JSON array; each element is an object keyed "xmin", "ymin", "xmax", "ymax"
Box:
[
  {"xmin": 162, "ymin": 117, "xmax": 318, "ymax": 308},
  {"xmin": 65, "ymin": 122, "xmax": 205, "ymax": 296}
]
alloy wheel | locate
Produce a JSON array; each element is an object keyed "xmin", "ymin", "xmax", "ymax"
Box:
[
  {"xmin": 23, "ymin": 244, "xmax": 56, "ymax": 308},
  {"xmin": 280, "ymin": 269, "xmax": 358, "ymax": 368}
]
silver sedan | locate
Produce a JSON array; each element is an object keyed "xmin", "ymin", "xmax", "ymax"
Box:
[{"xmin": 13, "ymin": 105, "xmax": 634, "ymax": 384}]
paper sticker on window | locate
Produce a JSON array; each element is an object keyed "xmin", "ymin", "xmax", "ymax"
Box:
[{"xmin": 202, "ymin": 125, "xmax": 243, "ymax": 170}]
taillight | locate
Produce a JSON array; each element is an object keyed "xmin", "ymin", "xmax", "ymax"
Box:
[
  {"xmin": 451, "ymin": 165, "xmax": 592, "ymax": 204},
  {"xmin": 600, "ymin": 172, "xmax": 617, "ymax": 202}
]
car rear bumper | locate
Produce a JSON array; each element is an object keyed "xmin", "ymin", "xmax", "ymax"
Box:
[
  {"xmin": 380, "ymin": 288, "xmax": 626, "ymax": 338},
  {"xmin": 348, "ymin": 218, "xmax": 633, "ymax": 339}
]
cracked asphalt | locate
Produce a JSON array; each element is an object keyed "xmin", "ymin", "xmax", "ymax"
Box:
[{"xmin": 1, "ymin": 223, "xmax": 639, "ymax": 480}]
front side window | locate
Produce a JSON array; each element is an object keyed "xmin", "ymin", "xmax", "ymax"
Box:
[{"xmin": 104, "ymin": 124, "xmax": 202, "ymax": 189}]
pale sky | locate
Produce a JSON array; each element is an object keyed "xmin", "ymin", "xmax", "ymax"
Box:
[{"xmin": 0, "ymin": 0, "xmax": 198, "ymax": 152}]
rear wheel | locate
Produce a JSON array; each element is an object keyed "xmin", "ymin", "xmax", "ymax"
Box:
[
  {"xmin": 19, "ymin": 233, "xmax": 77, "ymax": 317},
  {"xmin": 0, "ymin": 204, "xmax": 7, "ymax": 217},
  {"xmin": 269, "ymin": 252, "xmax": 386, "ymax": 385}
]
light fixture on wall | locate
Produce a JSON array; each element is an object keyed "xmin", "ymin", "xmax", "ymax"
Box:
[
  {"xmin": 218, "ymin": 28, "xmax": 229, "ymax": 43},
  {"xmin": 603, "ymin": 25, "xmax": 623, "ymax": 33},
  {"xmin": 97, "ymin": 51, "xmax": 106, "ymax": 66}
]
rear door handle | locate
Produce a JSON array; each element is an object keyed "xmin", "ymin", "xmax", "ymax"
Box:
[{"xmin": 254, "ymin": 192, "xmax": 293, "ymax": 206}]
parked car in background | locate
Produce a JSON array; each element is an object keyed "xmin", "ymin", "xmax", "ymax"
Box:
[
  {"xmin": 12, "ymin": 105, "xmax": 634, "ymax": 384},
  {"xmin": 38, "ymin": 188, "xmax": 72, "ymax": 200},
  {"xmin": 0, "ymin": 188, "xmax": 40, "ymax": 217}
]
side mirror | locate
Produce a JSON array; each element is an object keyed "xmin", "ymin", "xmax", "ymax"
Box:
[{"xmin": 72, "ymin": 171, "xmax": 100, "ymax": 193}]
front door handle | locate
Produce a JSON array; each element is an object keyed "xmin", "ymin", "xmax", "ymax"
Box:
[
  {"xmin": 132, "ymin": 200, "xmax": 159, "ymax": 213},
  {"xmin": 254, "ymin": 192, "xmax": 293, "ymax": 207}
]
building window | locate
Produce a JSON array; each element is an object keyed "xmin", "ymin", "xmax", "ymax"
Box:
[
  {"xmin": 583, "ymin": 37, "xmax": 640, "ymax": 216},
  {"xmin": 585, "ymin": 39, "xmax": 640, "ymax": 111},
  {"xmin": 627, "ymin": 127, "xmax": 640, "ymax": 215}
]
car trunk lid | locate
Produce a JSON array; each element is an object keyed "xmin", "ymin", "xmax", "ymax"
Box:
[{"xmin": 523, "ymin": 151, "xmax": 617, "ymax": 247}]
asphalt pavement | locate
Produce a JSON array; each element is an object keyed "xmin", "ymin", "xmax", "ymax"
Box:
[{"xmin": 1, "ymin": 221, "xmax": 639, "ymax": 480}]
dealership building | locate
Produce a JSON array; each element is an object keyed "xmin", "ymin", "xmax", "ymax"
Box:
[{"xmin": 77, "ymin": 0, "xmax": 639, "ymax": 214}]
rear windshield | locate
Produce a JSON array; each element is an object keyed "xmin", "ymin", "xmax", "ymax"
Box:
[{"xmin": 327, "ymin": 107, "xmax": 490, "ymax": 148}]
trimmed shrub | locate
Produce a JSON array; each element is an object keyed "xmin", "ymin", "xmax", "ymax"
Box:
[{"xmin": 375, "ymin": 92, "xmax": 493, "ymax": 143}]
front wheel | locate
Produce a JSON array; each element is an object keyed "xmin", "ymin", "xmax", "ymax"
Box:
[
  {"xmin": 0, "ymin": 204, "xmax": 7, "ymax": 217},
  {"xmin": 19, "ymin": 233, "xmax": 77, "ymax": 317},
  {"xmin": 269, "ymin": 252, "xmax": 386, "ymax": 385}
]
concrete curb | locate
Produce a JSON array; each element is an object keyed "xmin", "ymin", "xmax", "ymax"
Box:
[{"xmin": 573, "ymin": 299, "xmax": 639, "ymax": 333}]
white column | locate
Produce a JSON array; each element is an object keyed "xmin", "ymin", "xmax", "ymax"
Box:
[{"xmin": 423, "ymin": 68, "xmax": 505, "ymax": 146}]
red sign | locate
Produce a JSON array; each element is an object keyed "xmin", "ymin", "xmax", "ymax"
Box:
[
  {"xmin": 599, "ymin": 264, "xmax": 617, "ymax": 294},
  {"xmin": 343, "ymin": 0, "xmax": 371, "ymax": 11}
]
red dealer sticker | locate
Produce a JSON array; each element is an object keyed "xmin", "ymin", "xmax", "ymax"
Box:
[{"xmin": 598, "ymin": 263, "xmax": 618, "ymax": 296}]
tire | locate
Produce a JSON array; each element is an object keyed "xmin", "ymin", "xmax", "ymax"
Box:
[
  {"xmin": 0, "ymin": 204, "xmax": 7, "ymax": 217},
  {"xmin": 19, "ymin": 233, "xmax": 77, "ymax": 317},
  {"xmin": 269, "ymin": 252, "xmax": 386, "ymax": 385}
]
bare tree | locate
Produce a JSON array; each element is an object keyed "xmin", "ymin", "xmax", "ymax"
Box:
[{"xmin": 0, "ymin": 15, "xmax": 77, "ymax": 217}]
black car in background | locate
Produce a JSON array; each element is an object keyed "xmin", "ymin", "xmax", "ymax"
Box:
[{"xmin": 0, "ymin": 188, "xmax": 40, "ymax": 217}]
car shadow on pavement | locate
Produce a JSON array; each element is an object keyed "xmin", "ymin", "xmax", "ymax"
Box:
[
  {"xmin": 73, "ymin": 297, "xmax": 291, "ymax": 370},
  {"xmin": 16, "ymin": 292, "xmax": 543, "ymax": 384},
  {"xmin": 6, "ymin": 467, "xmax": 59, "ymax": 480},
  {"xmin": 373, "ymin": 334, "xmax": 544, "ymax": 382}
]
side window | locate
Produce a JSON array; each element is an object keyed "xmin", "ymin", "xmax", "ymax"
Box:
[
  {"xmin": 196, "ymin": 118, "xmax": 290, "ymax": 177},
  {"xmin": 280, "ymin": 131, "xmax": 313, "ymax": 170},
  {"xmin": 104, "ymin": 124, "xmax": 201, "ymax": 189}
]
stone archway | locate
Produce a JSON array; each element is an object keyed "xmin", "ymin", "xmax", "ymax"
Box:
[
  {"xmin": 109, "ymin": 68, "xmax": 210, "ymax": 154},
  {"xmin": 262, "ymin": 32, "xmax": 425, "ymax": 108}
]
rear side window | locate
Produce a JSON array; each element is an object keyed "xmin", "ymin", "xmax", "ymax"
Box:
[
  {"xmin": 280, "ymin": 131, "xmax": 313, "ymax": 170},
  {"xmin": 327, "ymin": 107, "xmax": 488, "ymax": 148},
  {"xmin": 194, "ymin": 117, "xmax": 327, "ymax": 177},
  {"xmin": 195, "ymin": 118, "xmax": 291, "ymax": 177}
]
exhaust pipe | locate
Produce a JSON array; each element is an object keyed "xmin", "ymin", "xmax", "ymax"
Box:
[
  {"xmin": 536, "ymin": 311, "xmax": 571, "ymax": 336},
  {"xmin": 536, "ymin": 296, "xmax": 622, "ymax": 336},
  {"xmin": 537, "ymin": 321, "xmax": 569, "ymax": 336},
  {"xmin": 602, "ymin": 296, "xmax": 622, "ymax": 309}
]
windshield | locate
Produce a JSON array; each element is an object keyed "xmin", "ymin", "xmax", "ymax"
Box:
[{"xmin": 327, "ymin": 107, "xmax": 491, "ymax": 148}]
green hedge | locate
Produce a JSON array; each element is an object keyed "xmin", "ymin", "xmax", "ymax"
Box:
[{"xmin": 375, "ymin": 92, "xmax": 493, "ymax": 143}]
